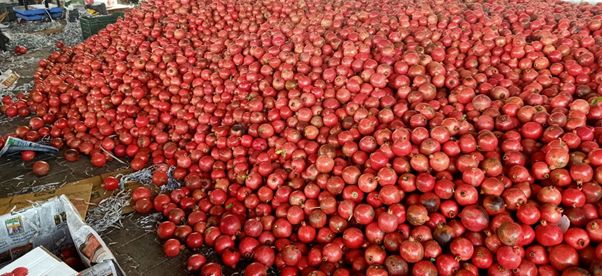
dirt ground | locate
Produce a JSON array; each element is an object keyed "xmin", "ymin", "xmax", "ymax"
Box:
[{"xmin": 0, "ymin": 30, "xmax": 189, "ymax": 276}]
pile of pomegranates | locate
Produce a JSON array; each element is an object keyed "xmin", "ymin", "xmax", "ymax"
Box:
[{"xmin": 2, "ymin": 0, "xmax": 602, "ymax": 274}]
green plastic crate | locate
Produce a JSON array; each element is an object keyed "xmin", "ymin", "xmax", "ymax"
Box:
[{"xmin": 79, "ymin": 12, "xmax": 123, "ymax": 39}]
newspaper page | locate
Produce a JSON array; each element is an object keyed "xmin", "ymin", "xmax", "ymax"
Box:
[
  {"xmin": 0, "ymin": 196, "xmax": 125, "ymax": 276},
  {"xmin": 59, "ymin": 196, "xmax": 124, "ymax": 275},
  {"xmin": 0, "ymin": 137, "xmax": 59, "ymax": 158},
  {"xmin": 0, "ymin": 196, "xmax": 73, "ymax": 266},
  {"xmin": 80, "ymin": 259, "xmax": 121, "ymax": 276},
  {"xmin": 0, "ymin": 70, "xmax": 20, "ymax": 90}
]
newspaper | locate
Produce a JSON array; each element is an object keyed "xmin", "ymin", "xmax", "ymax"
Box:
[
  {"xmin": 80, "ymin": 259, "xmax": 121, "ymax": 276},
  {"xmin": 0, "ymin": 70, "xmax": 20, "ymax": 90},
  {"xmin": 0, "ymin": 195, "xmax": 125, "ymax": 276},
  {"xmin": 0, "ymin": 137, "xmax": 58, "ymax": 158}
]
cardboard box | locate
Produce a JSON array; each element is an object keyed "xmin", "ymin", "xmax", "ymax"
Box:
[
  {"xmin": 0, "ymin": 167, "xmax": 137, "ymax": 220},
  {"xmin": 0, "ymin": 170, "xmax": 135, "ymax": 275},
  {"xmin": 0, "ymin": 196, "xmax": 125, "ymax": 276},
  {"xmin": 0, "ymin": 180, "xmax": 93, "ymax": 219},
  {"xmin": 0, "ymin": 247, "xmax": 78, "ymax": 276}
]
